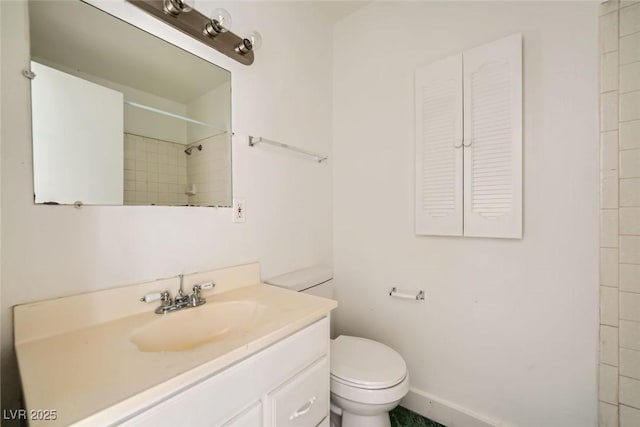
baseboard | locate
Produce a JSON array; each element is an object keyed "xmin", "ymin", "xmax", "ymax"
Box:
[{"xmin": 400, "ymin": 388, "xmax": 510, "ymax": 427}]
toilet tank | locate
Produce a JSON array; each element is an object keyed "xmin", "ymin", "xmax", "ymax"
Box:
[{"xmin": 264, "ymin": 266, "xmax": 334, "ymax": 299}]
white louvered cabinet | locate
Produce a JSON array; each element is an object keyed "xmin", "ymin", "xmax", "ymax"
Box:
[{"xmin": 415, "ymin": 33, "xmax": 522, "ymax": 239}]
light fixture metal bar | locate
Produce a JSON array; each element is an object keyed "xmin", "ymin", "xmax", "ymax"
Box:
[
  {"xmin": 248, "ymin": 136, "xmax": 329, "ymax": 163},
  {"xmin": 126, "ymin": 0, "xmax": 254, "ymax": 66}
]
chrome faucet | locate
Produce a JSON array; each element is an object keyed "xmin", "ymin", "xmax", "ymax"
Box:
[
  {"xmin": 189, "ymin": 283, "xmax": 208, "ymax": 307},
  {"xmin": 140, "ymin": 275, "xmax": 215, "ymax": 314},
  {"xmin": 174, "ymin": 274, "xmax": 190, "ymax": 309}
]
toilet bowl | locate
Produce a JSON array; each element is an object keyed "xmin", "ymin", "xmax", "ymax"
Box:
[
  {"xmin": 265, "ymin": 267, "xmax": 410, "ymax": 427},
  {"xmin": 330, "ymin": 335, "xmax": 409, "ymax": 427}
]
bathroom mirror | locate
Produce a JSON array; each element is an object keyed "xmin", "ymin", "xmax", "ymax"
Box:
[{"xmin": 28, "ymin": 0, "xmax": 232, "ymax": 207}]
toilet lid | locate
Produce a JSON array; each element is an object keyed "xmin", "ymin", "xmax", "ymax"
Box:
[{"xmin": 330, "ymin": 336, "xmax": 407, "ymax": 389}]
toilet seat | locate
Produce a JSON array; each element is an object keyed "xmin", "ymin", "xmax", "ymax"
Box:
[
  {"xmin": 330, "ymin": 336, "xmax": 407, "ymax": 390},
  {"xmin": 331, "ymin": 373, "xmax": 410, "ymax": 406}
]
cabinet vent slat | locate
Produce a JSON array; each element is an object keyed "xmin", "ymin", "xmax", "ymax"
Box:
[
  {"xmin": 472, "ymin": 135, "xmax": 511, "ymax": 145},
  {"xmin": 472, "ymin": 194, "xmax": 514, "ymax": 200},
  {"xmin": 471, "ymin": 152, "xmax": 513, "ymax": 163},
  {"xmin": 422, "ymin": 165, "xmax": 456, "ymax": 174},
  {"xmin": 423, "ymin": 146, "xmax": 455, "ymax": 155},
  {"xmin": 421, "ymin": 190, "xmax": 456, "ymax": 197},
  {"xmin": 420, "ymin": 79, "xmax": 458, "ymax": 216},
  {"xmin": 472, "ymin": 186, "xmax": 514, "ymax": 194},
  {"xmin": 472, "ymin": 142, "xmax": 512, "ymax": 153},
  {"xmin": 472, "ymin": 172, "xmax": 512, "ymax": 180},
  {"xmin": 472, "ymin": 176, "xmax": 513, "ymax": 184},
  {"xmin": 469, "ymin": 104, "xmax": 511, "ymax": 117},
  {"xmin": 472, "ymin": 174, "xmax": 512, "ymax": 181},
  {"xmin": 469, "ymin": 60, "xmax": 514, "ymax": 219},
  {"xmin": 469, "ymin": 123, "xmax": 511, "ymax": 134},
  {"xmin": 420, "ymin": 183, "xmax": 456, "ymax": 190}
]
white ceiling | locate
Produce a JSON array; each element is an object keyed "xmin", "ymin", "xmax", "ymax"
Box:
[{"xmin": 313, "ymin": 1, "xmax": 371, "ymax": 23}]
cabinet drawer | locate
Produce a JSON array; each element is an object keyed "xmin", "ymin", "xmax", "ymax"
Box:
[
  {"xmin": 268, "ymin": 356, "xmax": 329, "ymax": 427},
  {"xmin": 222, "ymin": 402, "xmax": 262, "ymax": 427}
]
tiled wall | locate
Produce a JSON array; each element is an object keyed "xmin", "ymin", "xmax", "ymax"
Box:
[
  {"xmin": 599, "ymin": 1, "xmax": 640, "ymax": 426},
  {"xmin": 185, "ymin": 133, "xmax": 232, "ymax": 207},
  {"xmin": 123, "ymin": 133, "xmax": 188, "ymax": 206}
]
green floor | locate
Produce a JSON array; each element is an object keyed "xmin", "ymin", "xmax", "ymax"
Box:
[{"xmin": 389, "ymin": 406, "xmax": 446, "ymax": 427}]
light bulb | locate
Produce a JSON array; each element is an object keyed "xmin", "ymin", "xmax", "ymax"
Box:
[
  {"xmin": 213, "ymin": 8, "xmax": 232, "ymax": 32},
  {"xmin": 247, "ymin": 31, "xmax": 262, "ymax": 51},
  {"xmin": 204, "ymin": 8, "xmax": 232, "ymax": 36},
  {"xmin": 236, "ymin": 31, "xmax": 263, "ymax": 55},
  {"xmin": 163, "ymin": 0, "xmax": 194, "ymax": 16}
]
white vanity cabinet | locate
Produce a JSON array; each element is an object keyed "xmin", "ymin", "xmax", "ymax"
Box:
[{"xmin": 119, "ymin": 317, "xmax": 330, "ymax": 427}]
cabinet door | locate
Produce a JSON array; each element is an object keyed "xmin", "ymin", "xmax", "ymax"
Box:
[
  {"xmin": 463, "ymin": 33, "xmax": 522, "ymax": 238},
  {"xmin": 266, "ymin": 356, "xmax": 329, "ymax": 427},
  {"xmin": 415, "ymin": 54, "xmax": 464, "ymax": 236},
  {"xmin": 222, "ymin": 402, "xmax": 262, "ymax": 427}
]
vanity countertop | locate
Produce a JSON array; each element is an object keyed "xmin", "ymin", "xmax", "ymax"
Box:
[{"xmin": 14, "ymin": 265, "xmax": 336, "ymax": 426}]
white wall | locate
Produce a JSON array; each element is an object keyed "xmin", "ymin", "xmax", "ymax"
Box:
[
  {"xmin": 0, "ymin": 0, "xmax": 332, "ymax": 413},
  {"xmin": 332, "ymin": 2, "xmax": 599, "ymax": 427}
]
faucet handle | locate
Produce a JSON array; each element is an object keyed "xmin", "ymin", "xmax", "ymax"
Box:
[
  {"xmin": 193, "ymin": 282, "xmax": 215, "ymax": 292},
  {"xmin": 140, "ymin": 291, "xmax": 171, "ymax": 305}
]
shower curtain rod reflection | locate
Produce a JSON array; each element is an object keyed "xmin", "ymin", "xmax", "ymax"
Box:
[
  {"xmin": 124, "ymin": 100, "xmax": 227, "ymax": 132},
  {"xmin": 248, "ymin": 136, "xmax": 328, "ymax": 163}
]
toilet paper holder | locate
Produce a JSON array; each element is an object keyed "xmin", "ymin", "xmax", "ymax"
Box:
[{"xmin": 389, "ymin": 287, "xmax": 425, "ymax": 301}]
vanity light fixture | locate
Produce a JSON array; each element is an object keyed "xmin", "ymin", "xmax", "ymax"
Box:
[{"xmin": 127, "ymin": 0, "xmax": 261, "ymax": 65}]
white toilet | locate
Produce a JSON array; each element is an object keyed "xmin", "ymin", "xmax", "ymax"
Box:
[{"xmin": 265, "ymin": 267, "xmax": 409, "ymax": 427}]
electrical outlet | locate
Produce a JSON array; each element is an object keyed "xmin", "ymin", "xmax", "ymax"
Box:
[{"xmin": 232, "ymin": 199, "xmax": 246, "ymax": 223}]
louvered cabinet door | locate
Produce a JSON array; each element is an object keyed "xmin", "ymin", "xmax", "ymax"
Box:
[
  {"xmin": 463, "ymin": 33, "xmax": 522, "ymax": 238},
  {"xmin": 415, "ymin": 54, "xmax": 463, "ymax": 236}
]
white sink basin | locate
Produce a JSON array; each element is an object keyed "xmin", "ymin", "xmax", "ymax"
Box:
[{"xmin": 130, "ymin": 300, "xmax": 270, "ymax": 352}]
